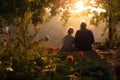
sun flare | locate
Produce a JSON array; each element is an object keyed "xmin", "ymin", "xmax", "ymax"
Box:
[
  {"xmin": 70, "ymin": 0, "xmax": 106, "ymax": 16},
  {"xmin": 74, "ymin": 1, "xmax": 84, "ymax": 12}
]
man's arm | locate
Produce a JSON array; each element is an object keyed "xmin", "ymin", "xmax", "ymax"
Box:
[
  {"xmin": 91, "ymin": 31, "xmax": 95, "ymax": 44},
  {"xmin": 74, "ymin": 31, "xmax": 79, "ymax": 48}
]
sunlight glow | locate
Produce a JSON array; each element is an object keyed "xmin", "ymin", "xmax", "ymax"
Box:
[
  {"xmin": 70, "ymin": 0, "xmax": 106, "ymax": 16},
  {"xmin": 89, "ymin": 0, "xmax": 96, "ymax": 4},
  {"xmin": 89, "ymin": 6, "xmax": 106, "ymax": 14},
  {"xmin": 74, "ymin": 1, "xmax": 84, "ymax": 12}
]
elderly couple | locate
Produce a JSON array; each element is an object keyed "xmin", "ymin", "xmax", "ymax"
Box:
[{"xmin": 60, "ymin": 22, "xmax": 95, "ymax": 51}]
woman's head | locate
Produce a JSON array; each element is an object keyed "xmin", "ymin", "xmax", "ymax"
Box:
[{"xmin": 67, "ymin": 28, "xmax": 74, "ymax": 35}]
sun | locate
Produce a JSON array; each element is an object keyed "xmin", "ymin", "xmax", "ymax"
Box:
[
  {"xmin": 70, "ymin": 0, "xmax": 106, "ymax": 15},
  {"xmin": 74, "ymin": 1, "xmax": 84, "ymax": 12}
]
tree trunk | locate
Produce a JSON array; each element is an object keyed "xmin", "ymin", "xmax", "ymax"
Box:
[{"xmin": 108, "ymin": 14, "xmax": 113, "ymax": 48}]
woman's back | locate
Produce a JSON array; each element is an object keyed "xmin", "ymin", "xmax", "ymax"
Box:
[
  {"xmin": 60, "ymin": 27, "xmax": 75, "ymax": 51},
  {"xmin": 60, "ymin": 35, "xmax": 75, "ymax": 51}
]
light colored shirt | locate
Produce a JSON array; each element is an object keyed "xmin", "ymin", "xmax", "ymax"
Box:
[{"xmin": 60, "ymin": 35, "xmax": 75, "ymax": 51}]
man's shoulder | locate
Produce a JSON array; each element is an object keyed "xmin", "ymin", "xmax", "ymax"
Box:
[
  {"xmin": 76, "ymin": 30, "xmax": 81, "ymax": 33},
  {"xmin": 76, "ymin": 29, "xmax": 93, "ymax": 33},
  {"xmin": 86, "ymin": 29, "xmax": 92, "ymax": 32}
]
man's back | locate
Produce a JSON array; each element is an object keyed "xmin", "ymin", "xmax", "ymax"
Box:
[{"xmin": 75, "ymin": 22, "xmax": 94, "ymax": 51}]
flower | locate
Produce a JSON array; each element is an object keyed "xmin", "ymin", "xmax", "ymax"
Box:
[
  {"xmin": 8, "ymin": 31, "xmax": 12, "ymax": 36},
  {"xmin": 67, "ymin": 55, "xmax": 74, "ymax": 61},
  {"xmin": 78, "ymin": 51, "xmax": 84, "ymax": 57},
  {"xmin": 49, "ymin": 46, "xmax": 56, "ymax": 52},
  {"xmin": 3, "ymin": 38, "xmax": 7, "ymax": 42},
  {"xmin": 3, "ymin": 38, "xmax": 7, "ymax": 46},
  {"xmin": 4, "ymin": 42, "xmax": 7, "ymax": 46},
  {"xmin": 0, "ymin": 61, "xmax": 2, "ymax": 64},
  {"xmin": 6, "ymin": 67, "xmax": 13, "ymax": 72},
  {"xmin": 33, "ymin": 61, "xmax": 37, "ymax": 65}
]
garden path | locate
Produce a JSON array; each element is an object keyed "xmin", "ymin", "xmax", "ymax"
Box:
[
  {"xmin": 95, "ymin": 49, "xmax": 120, "ymax": 67},
  {"xmin": 95, "ymin": 49, "xmax": 120, "ymax": 80}
]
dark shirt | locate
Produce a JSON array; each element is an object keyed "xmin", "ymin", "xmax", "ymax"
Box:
[{"xmin": 75, "ymin": 28, "xmax": 94, "ymax": 51}]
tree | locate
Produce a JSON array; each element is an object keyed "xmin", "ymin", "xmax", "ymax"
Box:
[
  {"xmin": 0, "ymin": 0, "xmax": 74, "ymax": 27},
  {"xmin": 91, "ymin": 0, "xmax": 120, "ymax": 48},
  {"xmin": 0, "ymin": 0, "xmax": 120, "ymax": 48}
]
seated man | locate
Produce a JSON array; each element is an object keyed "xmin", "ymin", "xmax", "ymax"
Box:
[{"xmin": 75, "ymin": 22, "xmax": 95, "ymax": 51}]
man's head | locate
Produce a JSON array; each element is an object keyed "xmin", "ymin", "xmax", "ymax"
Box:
[
  {"xmin": 80, "ymin": 22, "xmax": 87, "ymax": 29},
  {"xmin": 67, "ymin": 28, "xmax": 74, "ymax": 35}
]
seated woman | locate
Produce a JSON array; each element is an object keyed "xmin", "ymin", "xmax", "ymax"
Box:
[{"xmin": 60, "ymin": 27, "xmax": 76, "ymax": 52}]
